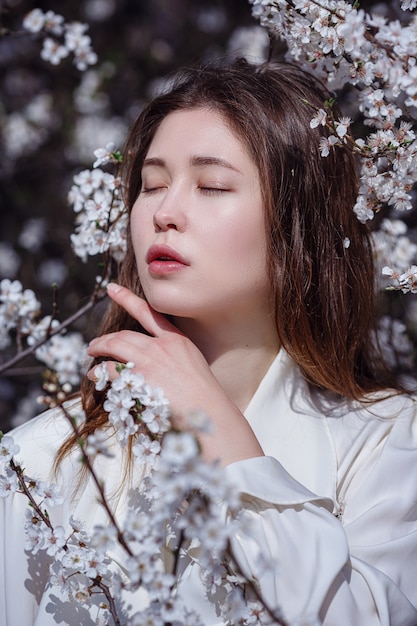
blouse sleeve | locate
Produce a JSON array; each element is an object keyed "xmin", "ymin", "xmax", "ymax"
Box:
[{"xmin": 223, "ymin": 404, "xmax": 417, "ymax": 626}]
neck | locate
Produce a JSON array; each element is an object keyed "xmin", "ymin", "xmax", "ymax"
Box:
[{"xmin": 173, "ymin": 313, "xmax": 280, "ymax": 413}]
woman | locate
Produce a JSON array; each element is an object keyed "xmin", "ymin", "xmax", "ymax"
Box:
[{"xmin": 1, "ymin": 59, "xmax": 417, "ymax": 625}]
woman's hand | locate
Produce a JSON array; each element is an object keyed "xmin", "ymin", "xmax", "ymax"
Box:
[{"xmin": 86, "ymin": 283, "xmax": 264, "ymax": 466}]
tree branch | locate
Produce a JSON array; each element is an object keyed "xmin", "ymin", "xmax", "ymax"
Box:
[{"xmin": 0, "ymin": 290, "xmax": 107, "ymax": 376}]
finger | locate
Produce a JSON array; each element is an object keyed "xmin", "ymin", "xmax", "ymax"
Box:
[
  {"xmin": 87, "ymin": 330, "xmax": 148, "ymax": 361},
  {"xmin": 106, "ymin": 283, "xmax": 181, "ymax": 337}
]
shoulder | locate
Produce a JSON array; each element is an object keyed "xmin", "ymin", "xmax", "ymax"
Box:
[
  {"xmin": 8, "ymin": 396, "xmax": 84, "ymax": 477},
  {"xmin": 335, "ymin": 391, "xmax": 417, "ymax": 437},
  {"xmin": 326, "ymin": 391, "xmax": 417, "ymax": 486}
]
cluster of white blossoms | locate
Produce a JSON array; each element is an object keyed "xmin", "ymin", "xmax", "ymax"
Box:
[
  {"xmin": 69, "ymin": 144, "xmax": 128, "ymax": 263},
  {"xmin": 0, "ymin": 142, "xmax": 125, "ymax": 391},
  {"xmin": 382, "ymin": 264, "xmax": 417, "ymax": 294},
  {"xmin": 373, "ymin": 315, "xmax": 415, "ymax": 370},
  {"xmin": 249, "ymin": 0, "xmax": 417, "ymax": 293},
  {"xmin": 372, "ymin": 218, "xmax": 417, "ymax": 290},
  {"xmin": 1, "ymin": 93, "xmax": 58, "ymax": 161},
  {"xmin": 23, "ymin": 8, "xmax": 97, "ymax": 71},
  {"xmin": 95, "ymin": 361, "xmax": 172, "ymax": 447},
  {"xmin": 0, "ymin": 279, "xmax": 40, "ymax": 350},
  {"xmin": 0, "ymin": 369, "xmax": 282, "ymax": 625},
  {"xmin": 0, "ymin": 279, "xmax": 86, "ymax": 386}
]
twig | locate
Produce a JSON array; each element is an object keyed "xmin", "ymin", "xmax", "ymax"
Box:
[
  {"xmin": 90, "ymin": 577, "xmax": 122, "ymax": 626},
  {"xmin": 10, "ymin": 459, "xmax": 54, "ymax": 529},
  {"xmin": 59, "ymin": 402, "xmax": 134, "ymax": 558},
  {"xmin": 0, "ymin": 290, "xmax": 107, "ymax": 376},
  {"xmin": 225, "ymin": 538, "xmax": 289, "ymax": 626}
]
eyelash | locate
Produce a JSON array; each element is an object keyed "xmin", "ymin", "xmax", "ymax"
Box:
[
  {"xmin": 141, "ymin": 186, "xmax": 228, "ymax": 196},
  {"xmin": 199, "ymin": 187, "xmax": 228, "ymax": 196},
  {"xmin": 141, "ymin": 187, "xmax": 164, "ymax": 194}
]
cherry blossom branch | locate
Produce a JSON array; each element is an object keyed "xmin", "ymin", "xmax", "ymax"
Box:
[
  {"xmin": 10, "ymin": 459, "xmax": 54, "ymax": 530},
  {"xmin": 225, "ymin": 538, "xmax": 289, "ymax": 626},
  {"xmin": 89, "ymin": 577, "xmax": 122, "ymax": 626},
  {"xmin": 8, "ymin": 452, "xmax": 123, "ymax": 626},
  {"xmin": 0, "ymin": 288, "xmax": 107, "ymax": 376},
  {"xmin": 59, "ymin": 401, "xmax": 134, "ymax": 558}
]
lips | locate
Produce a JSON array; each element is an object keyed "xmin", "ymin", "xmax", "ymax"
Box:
[
  {"xmin": 146, "ymin": 244, "xmax": 189, "ymax": 265},
  {"xmin": 146, "ymin": 244, "xmax": 189, "ymax": 276}
]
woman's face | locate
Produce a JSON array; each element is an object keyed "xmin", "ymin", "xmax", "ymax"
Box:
[{"xmin": 131, "ymin": 107, "xmax": 273, "ymax": 325}]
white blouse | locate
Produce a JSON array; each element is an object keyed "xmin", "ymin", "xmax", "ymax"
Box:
[{"xmin": 1, "ymin": 350, "xmax": 417, "ymax": 625}]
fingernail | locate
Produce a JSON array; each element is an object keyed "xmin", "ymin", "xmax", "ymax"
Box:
[{"xmin": 107, "ymin": 282, "xmax": 122, "ymax": 294}]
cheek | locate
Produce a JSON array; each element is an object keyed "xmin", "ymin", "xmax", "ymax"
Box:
[
  {"xmin": 130, "ymin": 208, "xmax": 148, "ymax": 257},
  {"xmin": 225, "ymin": 212, "xmax": 268, "ymax": 271}
]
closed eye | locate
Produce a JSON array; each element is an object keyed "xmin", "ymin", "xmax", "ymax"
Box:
[
  {"xmin": 199, "ymin": 187, "xmax": 229, "ymax": 196},
  {"xmin": 140, "ymin": 186, "xmax": 166, "ymax": 194}
]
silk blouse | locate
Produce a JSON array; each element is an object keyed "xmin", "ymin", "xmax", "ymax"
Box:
[{"xmin": 1, "ymin": 349, "xmax": 417, "ymax": 625}]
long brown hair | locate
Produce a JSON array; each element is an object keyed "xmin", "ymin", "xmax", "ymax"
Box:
[{"xmin": 58, "ymin": 59, "xmax": 399, "ymax": 464}]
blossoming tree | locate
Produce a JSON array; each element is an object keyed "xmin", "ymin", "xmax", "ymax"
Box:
[{"xmin": 1, "ymin": 1, "xmax": 417, "ymax": 624}]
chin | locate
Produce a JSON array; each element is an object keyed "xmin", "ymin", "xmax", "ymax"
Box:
[{"xmin": 144, "ymin": 294, "xmax": 191, "ymax": 318}]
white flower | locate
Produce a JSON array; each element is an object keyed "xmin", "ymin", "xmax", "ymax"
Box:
[
  {"xmin": 43, "ymin": 525, "xmax": 67, "ymax": 556},
  {"xmin": 69, "ymin": 516, "xmax": 86, "ymax": 533},
  {"xmin": 74, "ymin": 47, "xmax": 98, "ymax": 72},
  {"xmin": 85, "ymin": 429, "xmax": 113, "ymax": 457},
  {"xmin": 112, "ymin": 365, "xmax": 145, "ymax": 396},
  {"xmin": 26, "ymin": 315, "xmax": 59, "ymax": 345},
  {"xmin": 319, "ymin": 134, "xmax": 338, "ymax": 157},
  {"xmin": 34, "ymin": 332, "xmax": 87, "ymax": 386},
  {"xmin": 93, "ymin": 142, "xmax": 116, "ymax": 168},
  {"xmin": 353, "ymin": 196, "xmax": 375, "ymax": 223},
  {"xmin": 103, "ymin": 387, "xmax": 136, "ymax": 418},
  {"xmin": 84, "ymin": 550, "xmax": 111, "ymax": 579},
  {"xmin": 33, "ymin": 480, "xmax": 64, "ymax": 507},
  {"xmin": 125, "ymin": 551, "xmax": 155, "ymax": 585},
  {"xmin": 335, "ymin": 9, "xmax": 366, "ymax": 54},
  {"xmin": 0, "ymin": 467, "xmax": 19, "ymax": 497},
  {"xmin": 0, "ymin": 242, "xmax": 20, "ymax": 278},
  {"xmin": 0, "ymin": 278, "xmax": 23, "ymax": 303},
  {"xmin": 61, "ymin": 544, "xmax": 88, "ymax": 571},
  {"xmin": 402, "ymin": 0, "xmax": 417, "ymax": 9},
  {"xmin": 64, "ymin": 21, "xmax": 89, "ymax": 51},
  {"xmin": 40, "ymin": 38, "xmax": 69, "ymax": 66},
  {"xmin": 19, "ymin": 218, "xmax": 47, "ymax": 252},
  {"xmin": 373, "ymin": 316, "xmax": 414, "ymax": 368},
  {"xmin": 43, "ymin": 11, "xmax": 65, "ymax": 36},
  {"xmin": 147, "ymin": 572, "xmax": 176, "ymax": 602},
  {"xmin": 93, "ymin": 361, "xmax": 110, "ymax": 391},
  {"xmin": 74, "ymin": 585, "xmax": 91, "ymax": 604},
  {"xmin": 49, "ymin": 561, "xmax": 73, "ymax": 594},
  {"xmin": 24, "ymin": 518, "xmax": 46, "ymax": 554},
  {"xmin": 0, "ymin": 435, "xmax": 20, "ymax": 464},
  {"xmin": 310, "ymin": 108, "xmax": 327, "ymax": 128},
  {"xmin": 132, "ymin": 433, "xmax": 161, "ymax": 461},
  {"xmin": 90, "ymin": 524, "xmax": 118, "ymax": 554},
  {"xmin": 160, "ymin": 431, "xmax": 199, "ymax": 466},
  {"xmin": 61, "ymin": 21, "xmax": 98, "ymax": 71},
  {"xmin": 335, "ymin": 117, "xmax": 352, "ymax": 138},
  {"xmin": 23, "ymin": 9, "xmax": 45, "ymax": 33},
  {"xmin": 399, "ymin": 266, "xmax": 417, "ymax": 293}
]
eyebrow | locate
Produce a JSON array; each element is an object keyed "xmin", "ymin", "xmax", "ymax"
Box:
[{"xmin": 142, "ymin": 155, "xmax": 241, "ymax": 173}]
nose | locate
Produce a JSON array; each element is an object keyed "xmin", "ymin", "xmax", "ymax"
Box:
[{"xmin": 153, "ymin": 187, "xmax": 187, "ymax": 233}]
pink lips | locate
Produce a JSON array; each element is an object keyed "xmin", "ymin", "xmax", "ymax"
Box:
[{"xmin": 146, "ymin": 244, "xmax": 189, "ymax": 276}]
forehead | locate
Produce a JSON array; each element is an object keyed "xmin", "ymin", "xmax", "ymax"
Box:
[{"xmin": 145, "ymin": 107, "xmax": 252, "ymax": 164}]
